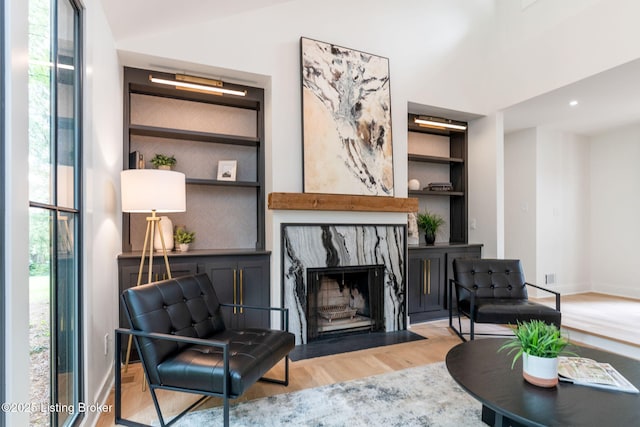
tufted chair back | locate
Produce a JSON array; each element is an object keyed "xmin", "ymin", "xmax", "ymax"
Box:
[
  {"xmin": 121, "ymin": 273, "xmax": 226, "ymax": 384},
  {"xmin": 453, "ymin": 258, "xmax": 528, "ymax": 303}
]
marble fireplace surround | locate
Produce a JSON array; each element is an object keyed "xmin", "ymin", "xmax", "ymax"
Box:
[{"xmin": 282, "ymin": 224, "xmax": 406, "ymax": 344}]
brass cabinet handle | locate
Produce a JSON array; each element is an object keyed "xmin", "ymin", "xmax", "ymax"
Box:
[
  {"xmin": 427, "ymin": 259, "xmax": 431, "ymax": 294},
  {"xmin": 423, "ymin": 259, "xmax": 427, "ymax": 295},
  {"xmin": 233, "ymin": 269, "xmax": 237, "ymax": 314},
  {"xmin": 239, "ymin": 269, "xmax": 244, "ymax": 314}
]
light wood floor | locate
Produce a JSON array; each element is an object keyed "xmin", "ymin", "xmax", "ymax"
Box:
[
  {"xmin": 96, "ymin": 293, "xmax": 639, "ymax": 426},
  {"xmin": 538, "ymin": 292, "xmax": 640, "ymax": 347}
]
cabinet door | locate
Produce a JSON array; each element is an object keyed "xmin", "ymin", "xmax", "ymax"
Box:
[
  {"xmin": 201, "ymin": 255, "xmax": 270, "ymax": 329},
  {"xmin": 234, "ymin": 257, "xmax": 270, "ymax": 328},
  {"xmin": 201, "ymin": 258, "xmax": 238, "ymax": 327},
  {"xmin": 408, "ymin": 250, "xmax": 445, "ymax": 318}
]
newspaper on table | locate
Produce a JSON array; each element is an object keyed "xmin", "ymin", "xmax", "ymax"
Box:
[{"xmin": 558, "ymin": 356, "xmax": 639, "ymax": 394}]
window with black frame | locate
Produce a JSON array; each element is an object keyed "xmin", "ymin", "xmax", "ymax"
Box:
[{"xmin": 28, "ymin": 0, "xmax": 82, "ymax": 425}]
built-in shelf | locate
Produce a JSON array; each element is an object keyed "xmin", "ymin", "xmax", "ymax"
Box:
[
  {"xmin": 130, "ymin": 124, "xmax": 260, "ymax": 147},
  {"xmin": 408, "ymin": 190, "xmax": 464, "ymax": 197},
  {"xmin": 186, "ymin": 178, "xmax": 260, "ymax": 187},
  {"xmin": 268, "ymin": 192, "xmax": 418, "ymax": 213},
  {"xmin": 408, "ymin": 154, "xmax": 464, "ymax": 164}
]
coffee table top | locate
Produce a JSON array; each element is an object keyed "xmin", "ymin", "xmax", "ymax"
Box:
[{"xmin": 446, "ymin": 338, "xmax": 640, "ymax": 427}]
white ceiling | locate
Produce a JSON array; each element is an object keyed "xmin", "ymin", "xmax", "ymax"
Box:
[
  {"xmin": 503, "ymin": 58, "xmax": 640, "ymax": 136},
  {"xmin": 100, "ymin": 1, "xmax": 640, "ymax": 137}
]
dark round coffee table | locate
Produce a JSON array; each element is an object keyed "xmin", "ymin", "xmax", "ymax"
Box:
[{"xmin": 446, "ymin": 338, "xmax": 640, "ymax": 427}]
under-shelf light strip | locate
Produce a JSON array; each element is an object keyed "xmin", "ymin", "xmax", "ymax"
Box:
[
  {"xmin": 414, "ymin": 117, "xmax": 467, "ymax": 130},
  {"xmin": 149, "ymin": 76, "xmax": 246, "ymax": 97}
]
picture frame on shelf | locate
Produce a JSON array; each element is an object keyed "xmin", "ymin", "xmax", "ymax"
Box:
[{"xmin": 217, "ymin": 160, "xmax": 237, "ymax": 181}]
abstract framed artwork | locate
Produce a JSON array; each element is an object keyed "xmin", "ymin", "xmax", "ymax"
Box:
[{"xmin": 300, "ymin": 37, "xmax": 394, "ymax": 196}]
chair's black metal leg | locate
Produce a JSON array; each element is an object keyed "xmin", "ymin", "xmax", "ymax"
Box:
[
  {"xmin": 223, "ymin": 396, "xmax": 229, "ymax": 427},
  {"xmin": 285, "ymin": 355, "xmax": 289, "ymax": 385},
  {"xmin": 455, "ymin": 310, "xmax": 466, "ymax": 342},
  {"xmin": 259, "ymin": 355, "xmax": 290, "ymax": 386},
  {"xmin": 470, "ymin": 317, "xmax": 475, "ymax": 340},
  {"xmin": 149, "ymin": 386, "xmax": 167, "ymax": 427}
]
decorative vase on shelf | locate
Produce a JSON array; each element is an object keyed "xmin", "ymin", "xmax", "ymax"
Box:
[
  {"xmin": 178, "ymin": 243, "xmax": 190, "ymax": 252},
  {"xmin": 408, "ymin": 179, "xmax": 420, "ymax": 191},
  {"xmin": 154, "ymin": 216, "xmax": 174, "ymax": 252},
  {"xmin": 522, "ymin": 353, "xmax": 559, "ymax": 388}
]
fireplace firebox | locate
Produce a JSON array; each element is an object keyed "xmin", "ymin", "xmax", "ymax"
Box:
[{"xmin": 306, "ymin": 265, "xmax": 385, "ymax": 341}]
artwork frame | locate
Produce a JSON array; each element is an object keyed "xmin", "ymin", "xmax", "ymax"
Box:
[
  {"xmin": 300, "ymin": 37, "xmax": 394, "ymax": 196},
  {"xmin": 216, "ymin": 160, "xmax": 237, "ymax": 181}
]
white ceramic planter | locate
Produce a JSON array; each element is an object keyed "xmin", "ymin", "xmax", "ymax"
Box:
[
  {"xmin": 178, "ymin": 243, "xmax": 190, "ymax": 252},
  {"xmin": 522, "ymin": 353, "xmax": 559, "ymax": 387}
]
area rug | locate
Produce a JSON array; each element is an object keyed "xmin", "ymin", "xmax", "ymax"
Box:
[
  {"xmin": 171, "ymin": 362, "xmax": 483, "ymax": 426},
  {"xmin": 289, "ymin": 330, "xmax": 427, "ymax": 361}
]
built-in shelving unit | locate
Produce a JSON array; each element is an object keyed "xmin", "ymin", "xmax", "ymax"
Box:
[
  {"xmin": 118, "ymin": 68, "xmax": 271, "ymax": 358},
  {"xmin": 406, "ymin": 112, "xmax": 481, "ymax": 323},
  {"xmin": 407, "ymin": 113, "xmax": 468, "ymax": 244},
  {"xmin": 122, "ymin": 67, "xmax": 266, "ymax": 252}
]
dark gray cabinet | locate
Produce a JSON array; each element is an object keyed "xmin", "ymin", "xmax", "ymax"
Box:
[
  {"xmin": 201, "ymin": 254, "xmax": 270, "ymax": 329},
  {"xmin": 408, "ymin": 249, "xmax": 446, "ymax": 322},
  {"xmin": 408, "ymin": 244, "xmax": 482, "ymax": 323}
]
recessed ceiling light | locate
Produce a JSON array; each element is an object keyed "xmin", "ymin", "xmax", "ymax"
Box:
[{"xmin": 569, "ymin": 100, "xmax": 579, "ymax": 107}]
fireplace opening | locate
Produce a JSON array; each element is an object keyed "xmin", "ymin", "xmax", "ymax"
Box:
[{"xmin": 306, "ymin": 265, "xmax": 385, "ymax": 341}]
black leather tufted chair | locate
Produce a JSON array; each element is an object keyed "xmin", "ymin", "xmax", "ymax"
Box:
[
  {"xmin": 448, "ymin": 258, "xmax": 561, "ymax": 341},
  {"xmin": 114, "ymin": 273, "xmax": 295, "ymax": 427}
]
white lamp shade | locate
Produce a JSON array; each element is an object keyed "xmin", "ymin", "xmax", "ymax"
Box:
[{"xmin": 121, "ymin": 169, "xmax": 186, "ymax": 213}]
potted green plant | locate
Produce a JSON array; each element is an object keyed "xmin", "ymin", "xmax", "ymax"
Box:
[
  {"xmin": 150, "ymin": 154, "xmax": 177, "ymax": 170},
  {"xmin": 416, "ymin": 210, "xmax": 445, "ymax": 245},
  {"xmin": 498, "ymin": 320, "xmax": 572, "ymax": 387},
  {"xmin": 174, "ymin": 226, "xmax": 195, "ymax": 252}
]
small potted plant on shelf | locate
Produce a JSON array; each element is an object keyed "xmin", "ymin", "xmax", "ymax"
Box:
[
  {"xmin": 416, "ymin": 210, "xmax": 445, "ymax": 245},
  {"xmin": 498, "ymin": 320, "xmax": 572, "ymax": 388},
  {"xmin": 150, "ymin": 154, "xmax": 177, "ymax": 170},
  {"xmin": 174, "ymin": 226, "xmax": 195, "ymax": 252}
]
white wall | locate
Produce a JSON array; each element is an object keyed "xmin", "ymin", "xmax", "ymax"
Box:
[
  {"xmin": 504, "ymin": 128, "xmax": 537, "ymax": 280},
  {"xmin": 468, "ymin": 113, "xmax": 505, "ymax": 258},
  {"xmin": 536, "ymin": 129, "xmax": 590, "ymax": 295},
  {"xmin": 590, "ymin": 123, "xmax": 640, "ymax": 298},
  {"xmin": 505, "ymin": 128, "xmax": 590, "ymax": 296},
  {"xmin": 81, "ymin": 1, "xmax": 122, "ymax": 424},
  {"xmin": 4, "ymin": 0, "xmax": 31, "ymax": 424}
]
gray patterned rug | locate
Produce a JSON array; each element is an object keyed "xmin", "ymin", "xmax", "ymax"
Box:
[{"xmin": 171, "ymin": 362, "xmax": 484, "ymax": 426}]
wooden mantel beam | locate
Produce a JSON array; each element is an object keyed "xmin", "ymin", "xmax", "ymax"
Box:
[{"xmin": 268, "ymin": 192, "xmax": 418, "ymax": 213}]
